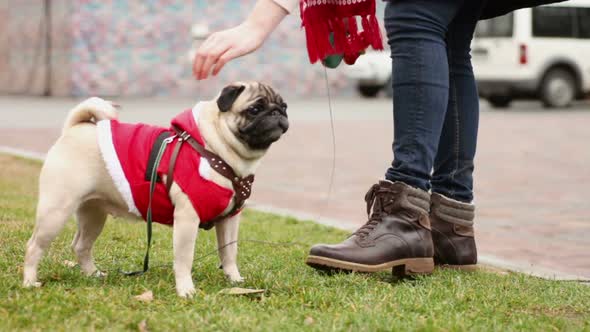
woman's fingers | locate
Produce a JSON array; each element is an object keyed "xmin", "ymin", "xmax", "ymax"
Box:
[
  {"xmin": 193, "ymin": 23, "xmax": 266, "ymax": 79},
  {"xmin": 193, "ymin": 50, "xmax": 209, "ymax": 79},
  {"xmin": 192, "ymin": 52, "xmax": 205, "ymax": 79},
  {"xmin": 211, "ymin": 48, "xmax": 240, "ymax": 77},
  {"xmin": 195, "ymin": 34, "xmax": 238, "ymax": 80},
  {"xmin": 193, "ymin": 34, "xmax": 219, "ymax": 79},
  {"xmin": 202, "ymin": 43, "xmax": 232, "ymax": 79},
  {"xmin": 199, "ymin": 56, "xmax": 218, "ymax": 80}
]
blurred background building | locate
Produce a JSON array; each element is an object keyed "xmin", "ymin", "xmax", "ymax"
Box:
[
  {"xmin": 1, "ymin": 1, "xmax": 588, "ymax": 105},
  {"xmin": 0, "ymin": 0, "xmax": 389, "ymax": 98}
]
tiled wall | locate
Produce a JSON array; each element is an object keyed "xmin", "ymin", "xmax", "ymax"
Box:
[
  {"xmin": 1, "ymin": 1, "xmax": 387, "ymax": 98},
  {"xmin": 0, "ymin": 0, "xmax": 71, "ymax": 95}
]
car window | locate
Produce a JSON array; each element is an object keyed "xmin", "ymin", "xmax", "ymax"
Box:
[
  {"xmin": 475, "ymin": 13, "xmax": 514, "ymax": 38},
  {"xmin": 578, "ymin": 8, "xmax": 590, "ymax": 38},
  {"xmin": 532, "ymin": 7, "xmax": 575, "ymax": 38}
]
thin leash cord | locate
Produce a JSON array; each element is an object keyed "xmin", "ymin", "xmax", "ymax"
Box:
[{"xmin": 313, "ymin": 66, "xmax": 337, "ymax": 223}]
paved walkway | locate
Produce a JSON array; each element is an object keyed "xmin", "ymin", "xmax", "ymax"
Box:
[{"xmin": 1, "ymin": 96, "xmax": 589, "ymax": 279}]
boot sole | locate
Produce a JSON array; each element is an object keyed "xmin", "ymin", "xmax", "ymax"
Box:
[{"xmin": 306, "ymin": 256, "xmax": 434, "ymax": 276}]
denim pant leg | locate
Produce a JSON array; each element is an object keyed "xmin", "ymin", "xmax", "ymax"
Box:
[
  {"xmin": 383, "ymin": 0, "xmax": 465, "ymax": 191},
  {"xmin": 431, "ymin": 1, "xmax": 487, "ymax": 203}
]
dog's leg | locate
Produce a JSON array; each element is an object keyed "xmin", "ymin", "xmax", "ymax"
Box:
[
  {"xmin": 24, "ymin": 195, "xmax": 78, "ymax": 288},
  {"xmin": 215, "ymin": 213, "xmax": 243, "ymax": 283},
  {"xmin": 170, "ymin": 184, "xmax": 200, "ymax": 298},
  {"xmin": 71, "ymin": 200, "xmax": 107, "ymax": 277}
]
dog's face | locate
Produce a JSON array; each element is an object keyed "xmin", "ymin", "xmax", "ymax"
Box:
[{"xmin": 216, "ymin": 82, "xmax": 289, "ymax": 150}]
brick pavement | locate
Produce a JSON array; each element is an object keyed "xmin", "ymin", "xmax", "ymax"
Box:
[{"xmin": 1, "ymin": 96, "xmax": 589, "ymax": 278}]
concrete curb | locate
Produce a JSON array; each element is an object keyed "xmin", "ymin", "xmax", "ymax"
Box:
[
  {"xmin": 2, "ymin": 146, "xmax": 588, "ymax": 283},
  {"xmin": 477, "ymin": 255, "xmax": 589, "ymax": 282}
]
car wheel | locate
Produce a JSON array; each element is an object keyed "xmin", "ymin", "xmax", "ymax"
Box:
[
  {"xmin": 540, "ymin": 68, "xmax": 576, "ymax": 108},
  {"xmin": 488, "ymin": 95, "xmax": 512, "ymax": 108},
  {"xmin": 358, "ymin": 84, "xmax": 382, "ymax": 98}
]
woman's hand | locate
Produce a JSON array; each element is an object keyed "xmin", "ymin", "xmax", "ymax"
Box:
[
  {"xmin": 193, "ymin": 21, "xmax": 266, "ymax": 80},
  {"xmin": 192, "ymin": 0, "xmax": 289, "ymax": 80}
]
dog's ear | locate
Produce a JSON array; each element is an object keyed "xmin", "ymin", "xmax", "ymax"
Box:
[{"xmin": 217, "ymin": 85, "xmax": 246, "ymax": 112}]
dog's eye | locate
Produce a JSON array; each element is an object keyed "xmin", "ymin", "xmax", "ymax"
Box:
[{"xmin": 247, "ymin": 106, "xmax": 261, "ymax": 115}]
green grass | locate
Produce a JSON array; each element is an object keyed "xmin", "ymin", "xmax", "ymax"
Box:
[{"xmin": 0, "ymin": 153, "xmax": 589, "ymax": 332}]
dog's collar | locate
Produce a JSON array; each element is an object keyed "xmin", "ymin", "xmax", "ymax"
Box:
[{"xmin": 167, "ymin": 125, "xmax": 254, "ymax": 223}]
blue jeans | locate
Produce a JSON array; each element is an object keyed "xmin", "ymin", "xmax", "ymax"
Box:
[{"xmin": 384, "ymin": 0, "xmax": 487, "ymax": 203}]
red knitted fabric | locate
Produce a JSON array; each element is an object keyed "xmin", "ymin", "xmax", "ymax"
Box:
[{"xmin": 300, "ymin": 0, "xmax": 384, "ymax": 64}]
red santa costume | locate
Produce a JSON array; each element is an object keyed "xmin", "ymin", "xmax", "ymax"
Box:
[{"xmin": 96, "ymin": 102, "xmax": 236, "ymax": 226}]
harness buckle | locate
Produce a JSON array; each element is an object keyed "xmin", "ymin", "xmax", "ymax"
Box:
[
  {"xmin": 163, "ymin": 134, "xmax": 177, "ymax": 144},
  {"xmin": 179, "ymin": 131, "xmax": 191, "ymax": 141}
]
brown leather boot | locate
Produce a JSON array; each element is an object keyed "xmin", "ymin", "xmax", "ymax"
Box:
[
  {"xmin": 430, "ymin": 193, "xmax": 477, "ymax": 270},
  {"xmin": 306, "ymin": 181, "xmax": 434, "ymax": 276}
]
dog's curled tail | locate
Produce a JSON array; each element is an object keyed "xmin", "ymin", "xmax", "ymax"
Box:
[{"xmin": 62, "ymin": 97, "xmax": 119, "ymax": 134}]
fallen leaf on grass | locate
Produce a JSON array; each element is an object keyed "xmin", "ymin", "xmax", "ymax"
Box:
[
  {"xmin": 138, "ymin": 319, "xmax": 148, "ymax": 332},
  {"xmin": 134, "ymin": 291, "xmax": 154, "ymax": 302},
  {"xmin": 304, "ymin": 317, "xmax": 315, "ymax": 325},
  {"xmin": 219, "ymin": 287, "xmax": 265, "ymax": 296},
  {"xmin": 63, "ymin": 260, "xmax": 77, "ymax": 268}
]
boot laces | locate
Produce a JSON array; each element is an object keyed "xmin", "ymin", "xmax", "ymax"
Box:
[{"xmin": 353, "ymin": 183, "xmax": 398, "ymax": 237}]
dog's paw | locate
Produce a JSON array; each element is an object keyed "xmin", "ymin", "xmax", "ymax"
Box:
[
  {"xmin": 222, "ymin": 265, "xmax": 244, "ymax": 283},
  {"xmin": 92, "ymin": 270, "xmax": 107, "ymax": 278},
  {"xmin": 226, "ymin": 273, "xmax": 245, "ymax": 283},
  {"xmin": 81, "ymin": 265, "xmax": 106, "ymax": 278},
  {"xmin": 23, "ymin": 280, "xmax": 42, "ymax": 288},
  {"xmin": 229, "ymin": 276, "xmax": 245, "ymax": 283},
  {"xmin": 176, "ymin": 285, "xmax": 196, "ymax": 298}
]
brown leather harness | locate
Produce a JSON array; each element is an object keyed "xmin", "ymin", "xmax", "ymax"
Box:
[
  {"xmin": 165, "ymin": 125, "xmax": 255, "ymax": 229},
  {"xmin": 124, "ymin": 126, "xmax": 255, "ymax": 275}
]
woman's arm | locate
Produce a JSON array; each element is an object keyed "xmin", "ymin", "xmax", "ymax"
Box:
[
  {"xmin": 273, "ymin": 0, "xmax": 299, "ymax": 13},
  {"xmin": 193, "ymin": 0, "xmax": 297, "ymax": 80}
]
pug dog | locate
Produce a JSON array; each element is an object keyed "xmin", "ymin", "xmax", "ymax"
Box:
[{"xmin": 23, "ymin": 82, "xmax": 289, "ymax": 297}]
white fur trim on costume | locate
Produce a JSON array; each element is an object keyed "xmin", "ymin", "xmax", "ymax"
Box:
[
  {"xmin": 192, "ymin": 101, "xmax": 204, "ymax": 126},
  {"xmin": 192, "ymin": 102, "xmax": 212, "ymax": 180},
  {"xmin": 96, "ymin": 120, "xmax": 141, "ymax": 216},
  {"xmin": 199, "ymin": 157, "xmax": 212, "ymax": 180}
]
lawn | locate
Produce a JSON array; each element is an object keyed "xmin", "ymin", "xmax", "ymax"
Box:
[{"xmin": 0, "ymin": 153, "xmax": 589, "ymax": 331}]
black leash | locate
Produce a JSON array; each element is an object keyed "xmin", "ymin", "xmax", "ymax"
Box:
[
  {"xmin": 119, "ymin": 132, "xmax": 310, "ymax": 276},
  {"xmin": 121, "ymin": 134, "xmax": 176, "ymax": 276}
]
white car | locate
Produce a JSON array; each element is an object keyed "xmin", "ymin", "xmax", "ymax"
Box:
[
  {"xmin": 473, "ymin": 0, "xmax": 590, "ymax": 108},
  {"xmin": 345, "ymin": 0, "xmax": 590, "ymax": 107},
  {"xmin": 343, "ymin": 50, "xmax": 392, "ymax": 98}
]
